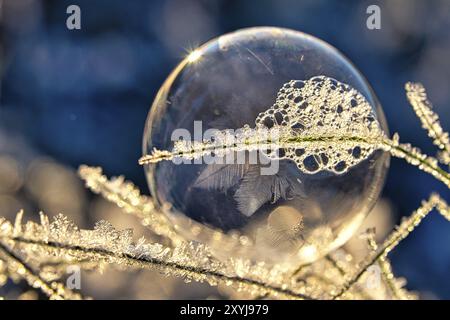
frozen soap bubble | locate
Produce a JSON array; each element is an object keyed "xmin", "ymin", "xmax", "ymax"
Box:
[{"xmin": 142, "ymin": 27, "xmax": 389, "ymax": 264}]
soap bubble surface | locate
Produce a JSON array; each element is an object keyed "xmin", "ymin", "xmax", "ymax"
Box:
[{"xmin": 143, "ymin": 27, "xmax": 389, "ymax": 264}]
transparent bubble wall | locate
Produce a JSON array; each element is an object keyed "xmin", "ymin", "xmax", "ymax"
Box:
[{"xmin": 143, "ymin": 27, "xmax": 389, "ymax": 264}]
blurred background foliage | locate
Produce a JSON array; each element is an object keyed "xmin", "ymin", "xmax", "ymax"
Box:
[{"xmin": 0, "ymin": 0, "xmax": 449, "ymax": 299}]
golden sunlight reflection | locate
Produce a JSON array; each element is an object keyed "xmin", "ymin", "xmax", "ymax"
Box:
[{"xmin": 186, "ymin": 49, "xmax": 202, "ymax": 63}]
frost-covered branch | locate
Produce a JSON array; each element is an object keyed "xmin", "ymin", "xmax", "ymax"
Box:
[
  {"xmin": 382, "ymin": 135, "xmax": 450, "ymax": 188},
  {"xmin": 333, "ymin": 194, "xmax": 449, "ymax": 299},
  {"xmin": 0, "ymin": 215, "xmax": 83, "ymax": 300},
  {"xmin": 0, "ymin": 212, "xmax": 312, "ymax": 300},
  {"xmin": 363, "ymin": 229, "xmax": 410, "ymax": 300},
  {"xmin": 405, "ymin": 82, "xmax": 450, "ymax": 165},
  {"xmin": 79, "ymin": 165, "xmax": 184, "ymax": 245}
]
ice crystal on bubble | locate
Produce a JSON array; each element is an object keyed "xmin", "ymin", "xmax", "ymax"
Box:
[
  {"xmin": 140, "ymin": 76, "xmax": 385, "ymax": 176},
  {"xmin": 256, "ymin": 76, "xmax": 383, "ymax": 174}
]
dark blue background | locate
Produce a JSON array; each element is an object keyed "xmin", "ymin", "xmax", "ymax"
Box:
[{"xmin": 1, "ymin": 0, "xmax": 449, "ymax": 298}]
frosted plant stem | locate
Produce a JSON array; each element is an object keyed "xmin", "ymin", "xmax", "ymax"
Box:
[
  {"xmin": 140, "ymin": 79, "xmax": 449, "ymax": 188},
  {"xmin": 3, "ymin": 236, "xmax": 313, "ymax": 300},
  {"xmin": 405, "ymin": 82, "xmax": 450, "ymax": 165},
  {"xmin": 139, "ymin": 136, "xmax": 382, "ymax": 165},
  {"xmin": 290, "ymin": 252, "xmax": 374, "ymax": 300},
  {"xmin": 332, "ymin": 194, "xmax": 449, "ymax": 299},
  {"xmin": 365, "ymin": 232, "xmax": 408, "ymax": 300},
  {"xmin": 141, "ymin": 135, "xmax": 450, "ymax": 188},
  {"xmin": 324, "ymin": 255, "xmax": 347, "ymax": 276},
  {"xmin": 321, "ymin": 254, "xmax": 373, "ymax": 299},
  {"xmin": 382, "ymin": 137, "xmax": 450, "ymax": 188},
  {"xmin": 79, "ymin": 165, "xmax": 184, "ymax": 245},
  {"xmin": 0, "ymin": 240, "xmax": 82, "ymax": 300},
  {"xmin": 377, "ymin": 256, "xmax": 407, "ymax": 300}
]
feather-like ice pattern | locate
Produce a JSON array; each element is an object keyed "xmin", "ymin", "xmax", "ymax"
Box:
[
  {"xmin": 193, "ymin": 161, "xmax": 250, "ymax": 192},
  {"xmin": 193, "ymin": 156, "xmax": 305, "ymax": 216},
  {"xmin": 234, "ymin": 165, "xmax": 304, "ymax": 217}
]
